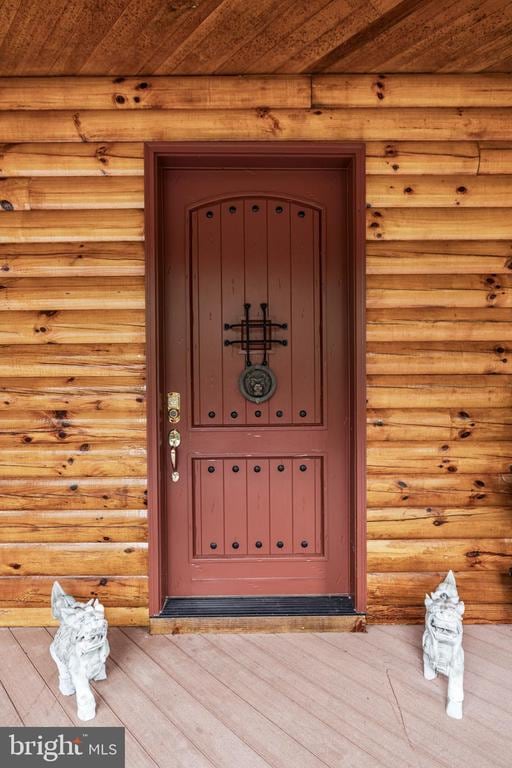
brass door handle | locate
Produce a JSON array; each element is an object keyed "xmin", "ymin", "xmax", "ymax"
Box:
[{"xmin": 168, "ymin": 429, "xmax": 181, "ymax": 482}]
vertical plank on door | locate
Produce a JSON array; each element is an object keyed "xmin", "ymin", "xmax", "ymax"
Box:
[
  {"xmin": 269, "ymin": 458, "xmax": 293, "ymax": 555},
  {"xmin": 293, "ymin": 458, "xmax": 321, "ymax": 555},
  {"xmin": 193, "ymin": 460, "xmax": 202, "ymax": 557},
  {"xmin": 314, "ymin": 457, "xmax": 323, "ymax": 555},
  {"xmin": 193, "ymin": 204, "xmax": 223, "ymax": 425},
  {"xmin": 244, "ymin": 199, "xmax": 270, "ymax": 426},
  {"xmin": 312, "ymin": 210, "xmax": 322, "ymax": 425},
  {"xmin": 221, "ymin": 200, "xmax": 247, "ymax": 425},
  {"xmin": 223, "ymin": 458, "xmax": 248, "ymax": 555},
  {"xmin": 268, "ymin": 200, "xmax": 292, "ymax": 425},
  {"xmin": 290, "ymin": 204, "xmax": 320, "ymax": 425},
  {"xmin": 196, "ymin": 459, "xmax": 225, "ymax": 556},
  {"xmin": 247, "ymin": 458, "xmax": 270, "ymax": 555}
]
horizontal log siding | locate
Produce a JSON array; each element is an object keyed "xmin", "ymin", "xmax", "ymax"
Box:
[{"xmin": 0, "ymin": 74, "xmax": 511, "ymax": 626}]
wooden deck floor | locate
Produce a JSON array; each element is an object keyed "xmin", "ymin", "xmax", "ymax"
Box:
[{"xmin": 0, "ymin": 625, "xmax": 511, "ymax": 768}]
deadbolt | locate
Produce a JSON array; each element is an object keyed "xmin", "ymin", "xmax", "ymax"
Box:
[{"xmin": 167, "ymin": 392, "xmax": 181, "ymax": 424}]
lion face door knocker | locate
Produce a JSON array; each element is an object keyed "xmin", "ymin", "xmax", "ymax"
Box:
[{"xmin": 224, "ymin": 303, "xmax": 287, "ymax": 404}]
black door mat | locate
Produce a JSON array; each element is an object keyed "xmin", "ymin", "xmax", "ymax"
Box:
[{"xmin": 160, "ymin": 595, "xmax": 359, "ymax": 618}]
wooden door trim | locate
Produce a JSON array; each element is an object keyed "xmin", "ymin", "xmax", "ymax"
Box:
[{"xmin": 145, "ymin": 141, "xmax": 366, "ymax": 616}]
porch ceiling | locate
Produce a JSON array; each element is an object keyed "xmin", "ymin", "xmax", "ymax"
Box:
[{"xmin": 1, "ymin": 0, "xmax": 511, "ymax": 77}]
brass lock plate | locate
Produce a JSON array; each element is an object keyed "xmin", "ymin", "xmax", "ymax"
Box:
[{"xmin": 167, "ymin": 392, "xmax": 181, "ymax": 423}]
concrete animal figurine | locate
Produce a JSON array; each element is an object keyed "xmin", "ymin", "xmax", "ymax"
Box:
[
  {"xmin": 50, "ymin": 581, "xmax": 110, "ymax": 721},
  {"xmin": 423, "ymin": 570, "xmax": 464, "ymax": 719}
]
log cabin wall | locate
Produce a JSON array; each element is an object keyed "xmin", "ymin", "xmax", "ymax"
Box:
[{"xmin": 0, "ymin": 74, "xmax": 511, "ymax": 626}]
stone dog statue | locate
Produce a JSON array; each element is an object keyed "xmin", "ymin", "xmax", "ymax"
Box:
[
  {"xmin": 423, "ymin": 570, "xmax": 464, "ymax": 719},
  {"xmin": 50, "ymin": 581, "xmax": 110, "ymax": 721}
]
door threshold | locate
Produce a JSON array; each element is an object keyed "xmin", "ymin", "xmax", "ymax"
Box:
[{"xmin": 150, "ymin": 595, "xmax": 366, "ymax": 634}]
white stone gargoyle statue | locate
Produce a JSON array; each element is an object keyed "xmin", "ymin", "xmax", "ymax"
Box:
[
  {"xmin": 50, "ymin": 581, "xmax": 110, "ymax": 721},
  {"xmin": 423, "ymin": 570, "xmax": 464, "ymax": 719}
]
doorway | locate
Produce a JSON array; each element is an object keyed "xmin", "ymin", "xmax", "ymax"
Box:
[{"xmin": 145, "ymin": 143, "xmax": 366, "ymax": 618}]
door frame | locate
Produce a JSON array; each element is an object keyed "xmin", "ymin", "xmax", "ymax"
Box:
[{"xmin": 144, "ymin": 141, "xmax": 366, "ymax": 616}]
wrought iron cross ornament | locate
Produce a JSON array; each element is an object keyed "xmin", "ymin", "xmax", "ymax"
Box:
[{"xmin": 224, "ymin": 303, "xmax": 287, "ymax": 403}]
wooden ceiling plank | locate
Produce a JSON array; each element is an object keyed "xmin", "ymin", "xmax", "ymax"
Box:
[
  {"xmin": 175, "ymin": 0, "xmax": 303, "ymax": 75},
  {"xmin": 108, "ymin": 2, "xmax": 234, "ymax": 77},
  {"xmin": 47, "ymin": 0, "xmax": 130, "ymax": 76},
  {"xmin": 438, "ymin": 23, "xmax": 512, "ymax": 73},
  {"xmin": 369, "ymin": 0, "xmax": 405, "ymax": 11},
  {"xmin": 78, "ymin": 0, "xmax": 192, "ymax": 75},
  {"xmin": 0, "ymin": 0, "xmax": 23, "ymax": 50},
  {"xmin": 435, "ymin": 3, "xmax": 512, "ymax": 73},
  {"xmin": 312, "ymin": 0, "xmax": 427, "ymax": 72},
  {"xmin": 211, "ymin": 0, "xmax": 311, "ymax": 75},
  {"xmin": 241, "ymin": 0, "xmax": 360, "ymax": 74},
  {"xmin": 482, "ymin": 22, "xmax": 512, "ymax": 72},
  {"xmin": 24, "ymin": 0, "xmax": 117, "ymax": 74},
  {"xmin": 322, "ymin": 0, "xmax": 480, "ymax": 73},
  {"xmin": 275, "ymin": 0, "xmax": 403, "ymax": 74},
  {"xmin": 376, "ymin": 1, "xmax": 488, "ymax": 71},
  {"xmin": 138, "ymin": 0, "xmax": 225, "ymax": 75},
  {"xmin": 0, "ymin": 0, "xmax": 510, "ymax": 75},
  {"xmin": 79, "ymin": 1, "xmax": 225, "ymax": 77},
  {"xmin": 155, "ymin": 0, "xmax": 296, "ymax": 75},
  {"xmin": 486, "ymin": 52, "xmax": 512, "ymax": 73},
  {"xmin": 151, "ymin": 0, "xmax": 240, "ymax": 74},
  {"xmin": 215, "ymin": 0, "xmax": 332, "ymax": 75},
  {"xmin": 312, "ymin": 74, "xmax": 512, "ymax": 107},
  {"xmin": 0, "ymin": 0, "xmax": 68, "ymax": 75},
  {"xmin": 28, "ymin": 1, "xmax": 89, "ymax": 74},
  {"xmin": 373, "ymin": 0, "xmax": 512, "ymax": 73}
]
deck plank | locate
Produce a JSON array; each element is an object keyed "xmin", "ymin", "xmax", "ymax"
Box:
[
  {"xmin": 463, "ymin": 625, "xmax": 512, "ymax": 657},
  {"xmin": 485, "ymin": 625, "xmax": 512, "ymax": 639},
  {"xmin": 375, "ymin": 624, "xmax": 512, "ymax": 711},
  {"xmin": 320, "ymin": 630, "xmax": 511, "ymax": 768},
  {"xmin": 300, "ymin": 632, "xmax": 474, "ymax": 768},
  {"xmin": 46, "ymin": 630, "xmax": 214, "ymax": 768},
  {"xmin": 0, "ymin": 626, "xmax": 510, "ymax": 768},
  {"xmin": 108, "ymin": 629, "xmax": 270, "ymax": 768},
  {"xmin": 94, "ymin": 662, "xmax": 214, "ymax": 767},
  {"xmin": 214, "ymin": 633, "xmax": 429, "ymax": 768},
  {"xmin": 0, "ymin": 628, "xmax": 71, "ymax": 725},
  {"xmin": 346, "ymin": 627, "xmax": 512, "ymax": 738},
  {"xmin": 0, "ymin": 673, "xmax": 24, "ymax": 725},
  {"xmin": 125, "ymin": 627, "xmax": 324, "ymax": 768},
  {"xmin": 174, "ymin": 633, "xmax": 382, "ymax": 768},
  {"xmin": 11, "ymin": 628, "xmax": 157, "ymax": 768}
]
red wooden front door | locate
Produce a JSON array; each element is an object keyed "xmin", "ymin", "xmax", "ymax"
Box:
[{"xmin": 163, "ymin": 167, "xmax": 350, "ymax": 597}]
